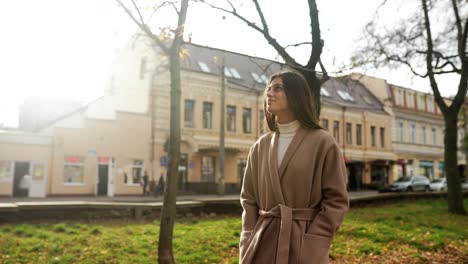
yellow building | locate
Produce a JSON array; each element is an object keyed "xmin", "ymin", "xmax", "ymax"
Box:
[
  {"xmin": 5, "ymin": 39, "xmax": 446, "ymax": 197},
  {"xmin": 351, "ymin": 74, "xmax": 445, "ymax": 180},
  {"xmin": 319, "ymin": 78, "xmax": 394, "ymax": 190},
  {"xmin": 0, "ymin": 103, "xmax": 152, "ymax": 198}
]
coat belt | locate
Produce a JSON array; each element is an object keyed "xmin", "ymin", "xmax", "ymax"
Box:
[{"xmin": 241, "ymin": 204, "xmax": 318, "ymax": 264}]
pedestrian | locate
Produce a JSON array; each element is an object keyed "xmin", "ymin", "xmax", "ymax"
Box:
[
  {"xmin": 239, "ymin": 70, "xmax": 349, "ymax": 264},
  {"xmin": 158, "ymin": 173, "xmax": 165, "ymax": 195},
  {"xmin": 142, "ymin": 171, "xmax": 149, "ymax": 196}
]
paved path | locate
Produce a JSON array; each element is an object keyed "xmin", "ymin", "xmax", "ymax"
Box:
[{"xmin": 0, "ymin": 191, "xmax": 379, "ymax": 207}]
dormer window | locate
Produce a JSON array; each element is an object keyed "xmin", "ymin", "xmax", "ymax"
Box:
[
  {"xmin": 320, "ymin": 88, "xmax": 330, "ymax": 97},
  {"xmin": 363, "ymin": 96, "xmax": 373, "ymax": 105},
  {"xmin": 251, "ymin": 72, "xmax": 268, "ymax": 83},
  {"xmin": 225, "ymin": 67, "xmax": 241, "ymax": 79},
  {"xmin": 337, "ymin": 90, "xmax": 354, "ymax": 101},
  {"xmin": 198, "ymin": 61, "xmax": 211, "ymax": 73}
]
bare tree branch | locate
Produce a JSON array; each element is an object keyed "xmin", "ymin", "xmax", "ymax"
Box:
[
  {"xmin": 318, "ymin": 58, "xmax": 329, "ymax": 85},
  {"xmin": 149, "ymin": 1, "xmax": 175, "ymax": 20},
  {"xmin": 200, "ymin": 0, "xmax": 299, "ymax": 66},
  {"xmin": 252, "ymin": 0, "xmax": 269, "ymax": 34},
  {"xmin": 451, "ymin": 0, "xmax": 463, "ymax": 57},
  {"xmin": 168, "ymin": 1, "xmax": 180, "ymax": 15},
  {"xmin": 130, "ymin": 0, "xmax": 145, "ymax": 25},
  {"xmin": 284, "ymin": 42, "xmax": 312, "ymax": 49},
  {"xmin": 115, "ymin": 0, "xmax": 170, "ymax": 54},
  {"xmin": 422, "ymin": 0, "xmax": 447, "ymax": 113},
  {"xmin": 306, "ymin": 0, "xmax": 322, "ymax": 69}
]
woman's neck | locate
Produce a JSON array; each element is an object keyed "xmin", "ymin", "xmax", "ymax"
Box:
[{"xmin": 276, "ymin": 112, "xmax": 296, "ymax": 124}]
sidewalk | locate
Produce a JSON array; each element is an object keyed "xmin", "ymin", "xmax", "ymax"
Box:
[{"xmin": 0, "ymin": 191, "xmax": 380, "ymax": 205}]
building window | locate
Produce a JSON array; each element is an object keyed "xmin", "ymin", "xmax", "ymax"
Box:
[
  {"xmin": 355, "ymin": 124, "xmax": 362, "ymax": 146},
  {"xmin": 432, "ymin": 127, "xmax": 437, "ymax": 145},
  {"xmin": 259, "ymin": 110, "xmax": 266, "ymax": 134},
  {"xmin": 0, "ymin": 161, "xmax": 13, "ymax": 182},
  {"xmin": 422, "ymin": 126, "xmax": 427, "ymax": 144},
  {"xmin": 396, "ymin": 89, "xmax": 403, "ymax": 106},
  {"xmin": 64, "ymin": 156, "xmax": 85, "ymax": 184},
  {"xmin": 363, "ymin": 96, "xmax": 373, "ymax": 105},
  {"xmin": 418, "ymin": 94, "xmax": 425, "ymax": 110},
  {"xmin": 243, "ymin": 108, "xmax": 252, "ymax": 133},
  {"xmin": 322, "ymin": 119, "xmax": 329, "ymax": 131},
  {"xmin": 320, "ymin": 88, "xmax": 330, "ymax": 97},
  {"xmin": 124, "ymin": 160, "xmax": 144, "ymax": 185},
  {"xmin": 251, "ymin": 72, "xmax": 268, "ymax": 84},
  {"xmin": 399, "ymin": 121, "xmax": 405, "ymax": 142},
  {"xmin": 225, "ymin": 67, "xmax": 241, "ymax": 79},
  {"xmin": 203, "ymin": 102, "xmax": 213, "ymax": 129},
  {"xmin": 184, "ymin": 99, "xmax": 195, "ymax": 128},
  {"xmin": 139, "ymin": 57, "xmax": 146, "ymax": 80},
  {"xmin": 380, "ymin": 127, "xmax": 385, "ymax": 148},
  {"xmin": 32, "ymin": 163, "xmax": 45, "ymax": 181},
  {"xmin": 346, "ymin": 123, "xmax": 352, "ymax": 145},
  {"xmin": 201, "ymin": 156, "xmax": 216, "ymax": 182},
  {"xmin": 333, "ymin": 121, "xmax": 340, "ymax": 143},
  {"xmin": 227, "ymin": 105, "xmax": 236, "ymax": 131},
  {"xmin": 428, "ymin": 97, "xmax": 434, "ymax": 112},
  {"xmin": 407, "ymin": 92, "xmax": 414, "ymax": 108},
  {"xmin": 410, "ymin": 124, "xmax": 416, "ymax": 143},
  {"xmin": 371, "ymin": 126, "xmax": 376, "ymax": 146},
  {"xmin": 337, "ymin": 90, "xmax": 354, "ymax": 101},
  {"xmin": 198, "ymin": 61, "xmax": 211, "ymax": 73}
]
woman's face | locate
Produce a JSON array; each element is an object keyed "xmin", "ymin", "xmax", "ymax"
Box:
[{"xmin": 265, "ymin": 77, "xmax": 291, "ymax": 116}]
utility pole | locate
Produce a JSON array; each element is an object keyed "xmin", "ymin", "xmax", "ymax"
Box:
[{"xmin": 218, "ymin": 54, "xmax": 226, "ymax": 196}]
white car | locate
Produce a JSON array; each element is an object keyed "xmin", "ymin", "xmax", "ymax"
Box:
[
  {"xmin": 462, "ymin": 179, "xmax": 468, "ymax": 191},
  {"xmin": 430, "ymin": 178, "xmax": 447, "ymax": 192},
  {"xmin": 389, "ymin": 176, "xmax": 431, "ymax": 192}
]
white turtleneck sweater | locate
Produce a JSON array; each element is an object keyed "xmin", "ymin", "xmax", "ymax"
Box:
[{"xmin": 277, "ymin": 120, "xmax": 300, "ymax": 165}]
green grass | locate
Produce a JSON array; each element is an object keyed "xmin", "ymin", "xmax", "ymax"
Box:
[{"xmin": 0, "ymin": 199, "xmax": 467, "ymax": 263}]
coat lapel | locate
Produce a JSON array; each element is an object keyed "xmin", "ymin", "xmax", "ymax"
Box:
[
  {"xmin": 268, "ymin": 132, "xmax": 285, "ymax": 204},
  {"xmin": 278, "ymin": 126, "xmax": 308, "ymax": 180}
]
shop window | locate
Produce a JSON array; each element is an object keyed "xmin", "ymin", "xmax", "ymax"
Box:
[
  {"xmin": 201, "ymin": 156, "xmax": 216, "ymax": 182},
  {"xmin": 64, "ymin": 155, "xmax": 85, "ymax": 184},
  {"xmin": 0, "ymin": 161, "xmax": 13, "ymax": 182},
  {"xmin": 124, "ymin": 159, "xmax": 144, "ymax": 185}
]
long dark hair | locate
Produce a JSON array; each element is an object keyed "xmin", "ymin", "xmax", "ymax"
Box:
[{"xmin": 264, "ymin": 70, "xmax": 322, "ymax": 132}]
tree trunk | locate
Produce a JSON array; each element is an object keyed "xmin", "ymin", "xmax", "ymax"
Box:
[
  {"xmin": 158, "ymin": 1, "xmax": 189, "ymax": 263},
  {"xmin": 463, "ymin": 107, "xmax": 468, "ymax": 179},
  {"xmin": 295, "ymin": 67, "xmax": 321, "ymax": 118},
  {"xmin": 444, "ymin": 111, "xmax": 466, "ymax": 214},
  {"xmin": 218, "ymin": 57, "xmax": 226, "ymax": 196}
]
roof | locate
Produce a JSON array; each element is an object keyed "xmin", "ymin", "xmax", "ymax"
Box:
[
  {"xmin": 181, "ymin": 43, "xmax": 285, "ymax": 92},
  {"xmin": 181, "ymin": 43, "xmax": 386, "ymax": 112},
  {"xmin": 321, "ymin": 77, "xmax": 385, "ymax": 112}
]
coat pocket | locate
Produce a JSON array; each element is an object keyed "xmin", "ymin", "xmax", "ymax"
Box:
[
  {"xmin": 239, "ymin": 230, "xmax": 253, "ymax": 259},
  {"xmin": 299, "ymin": 233, "xmax": 332, "ymax": 264}
]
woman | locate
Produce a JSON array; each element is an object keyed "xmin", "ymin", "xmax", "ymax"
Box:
[{"xmin": 239, "ymin": 70, "xmax": 349, "ymax": 264}]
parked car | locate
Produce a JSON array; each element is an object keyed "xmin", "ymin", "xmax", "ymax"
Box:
[
  {"xmin": 430, "ymin": 178, "xmax": 447, "ymax": 192},
  {"xmin": 462, "ymin": 179, "xmax": 468, "ymax": 191},
  {"xmin": 389, "ymin": 176, "xmax": 430, "ymax": 192}
]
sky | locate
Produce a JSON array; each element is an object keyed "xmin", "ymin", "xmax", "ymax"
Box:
[{"xmin": 0, "ymin": 0, "xmax": 462, "ymax": 127}]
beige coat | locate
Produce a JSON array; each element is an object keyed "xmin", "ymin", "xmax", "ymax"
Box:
[{"xmin": 239, "ymin": 126, "xmax": 349, "ymax": 264}]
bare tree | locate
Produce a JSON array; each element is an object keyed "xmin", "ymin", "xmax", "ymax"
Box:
[
  {"xmin": 199, "ymin": 0, "xmax": 329, "ymax": 118},
  {"xmin": 115, "ymin": 0, "xmax": 190, "ymax": 262},
  {"xmin": 353, "ymin": 0, "xmax": 467, "ymax": 214}
]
